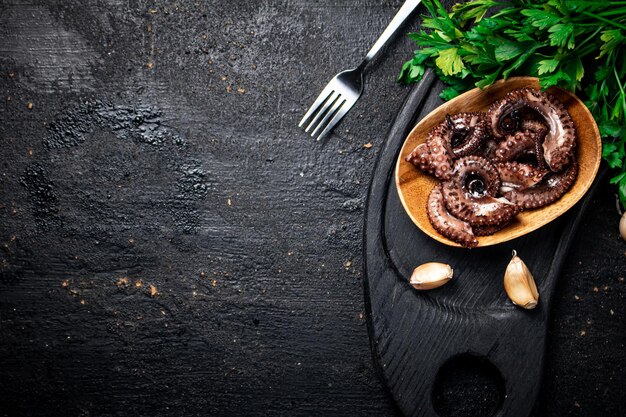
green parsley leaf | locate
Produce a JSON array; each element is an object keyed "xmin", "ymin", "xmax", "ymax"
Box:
[
  {"xmin": 603, "ymin": 142, "xmax": 624, "ymax": 169},
  {"xmin": 537, "ymin": 59, "xmax": 560, "ymax": 75},
  {"xmin": 548, "ymin": 23, "xmax": 575, "ymax": 49},
  {"xmin": 435, "ymin": 48, "xmax": 465, "ymax": 76},
  {"xmin": 495, "ymin": 40, "xmax": 524, "ymax": 61},
  {"xmin": 521, "ymin": 9, "xmax": 561, "ymax": 30},
  {"xmin": 599, "ymin": 29, "xmax": 624, "ymax": 58}
]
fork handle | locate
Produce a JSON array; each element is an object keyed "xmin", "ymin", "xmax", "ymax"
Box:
[{"xmin": 361, "ymin": 0, "xmax": 422, "ymax": 68}]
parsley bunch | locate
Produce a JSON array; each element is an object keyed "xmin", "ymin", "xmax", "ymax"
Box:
[{"xmin": 398, "ymin": 0, "xmax": 626, "ymax": 208}]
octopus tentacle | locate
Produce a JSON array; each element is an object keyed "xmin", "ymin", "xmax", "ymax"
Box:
[
  {"xmin": 405, "ymin": 139, "xmax": 452, "ymax": 180},
  {"xmin": 424, "ymin": 130, "xmax": 454, "ymax": 180},
  {"xmin": 521, "ymin": 119, "xmax": 549, "ymax": 169},
  {"xmin": 427, "ymin": 184, "xmax": 478, "ymax": 248},
  {"xmin": 496, "ymin": 162, "xmax": 549, "ymax": 191},
  {"xmin": 502, "ymin": 161, "xmax": 578, "ymax": 209},
  {"xmin": 491, "ymin": 129, "xmax": 546, "ymax": 163},
  {"xmin": 474, "ymin": 222, "xmax": 510, "ymax": 237},
  {"xmin": 407, "ymin": 113, "xmax": 488, "ymax": 180},
  {"xmin": 521, "ymin": 119, "xmax": 548, "ymax": 134},
  {"xmin": 406, "ymin": 143, "xmax": 437, "ymax": 176},
  {"xmin": 441, "ymin": 156, "xmax": 518, "ymax": 227},
  {"xmin": 444, "ymin": 112, "xmax": 489, "ymax": 157},
  {"xmin": 488, "ymin": 88, "xmax": 576, "ymax": 172}
]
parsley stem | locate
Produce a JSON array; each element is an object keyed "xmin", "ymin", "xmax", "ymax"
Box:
[
  {"xmin": 614, "ymin": 67, "xmax": 626, "ymax": 120},
  {"xmin": 597, "ymin": 9, "xmax": 626, "ymax": 17},
  {"xmin": 576, "ymin": 27, "xmax": 603, "ymax": 51},
  {"xmin": 581, "ymin": 11, "xmax": 626, "ymax": 31}
]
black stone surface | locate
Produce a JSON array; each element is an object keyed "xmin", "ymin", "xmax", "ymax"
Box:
[{"xmin": 0, "ymin": 1, "xmax": 624, "ymax": 416}]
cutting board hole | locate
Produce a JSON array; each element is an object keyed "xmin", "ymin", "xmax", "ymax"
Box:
[{"xmin": 432, "ymin": 354, "xmax": 505, "ymax": 417}]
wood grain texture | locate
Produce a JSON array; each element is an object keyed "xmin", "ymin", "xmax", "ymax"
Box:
[{"xmin": 395, "ymin": 77, "xmax": 602, "ymax": 247}]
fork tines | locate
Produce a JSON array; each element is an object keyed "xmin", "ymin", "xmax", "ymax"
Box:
[{"xmin": 299, "ymin": 87, "xmax": 348, "ymax": 140}]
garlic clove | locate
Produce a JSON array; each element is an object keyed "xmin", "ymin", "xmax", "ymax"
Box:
[
  {"xmin": 410, "ymin": 262, "xmax": 453, "ymax": 290},
  {"xmin": 504, "ymin": 250, "xmax": 539, "ymax": 309},
  {"xmin": 620, "ymin": 212, "xmax": 626, "ymax": 242}
]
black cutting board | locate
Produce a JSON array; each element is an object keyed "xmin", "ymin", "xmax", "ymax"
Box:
[{"xmin": 363, "ymin": 70, "xmax": 605, "ymax": 417}]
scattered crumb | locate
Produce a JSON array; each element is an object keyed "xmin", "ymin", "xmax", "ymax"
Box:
[
  {"xmin": 27, "ymin": 102, "xmax": 33, "ymax": 110},
  {"xmin": 61, "ymin": 279, "xmax": 69, "ymax": 288},
  {"xmin": 7, "ymin": 72, "xmax": 15, "ymax": 78},
  {"xmin": 579, "ymin": 330, "xmax": 587, "ymax": 337},
  {"xmin": 7, "ymin": 96, "xmax": 12, "ymax": 101},
  {"xmin": 358, "ymin": 312, "xmax": 364, "ymax": 320},
  {"xmin": 344, "ymin": 260, "xmax": 352, "ymax": 269},
  {"xmin": 199, "ymin": 271, "xmax": 206, "ymax": 278},
  {"xmin": 363, "ymin": 142, "xmax": 373, "ymax": 149},
  {"xmin": 211, "ymin": 279, "xmax": 217, "ymax": 287},
  {"xmin": 146, "ymin": 61, "xmax": 154, "ymax": 69},
  {"xmin": 226, "ymin": 85, "xmax": 233, "ymax": 93},
  {"xmin": 603, "ymin": 285, "xmax": 610, "ymax": 291},
  {"xmin": 610, "ymin": 309, "xmax": 615, "ymax": 315},
  {"xmin": 287, "ymin": 251, "xmax": 293, "ymax": 256},
  {"xmin": 128, "ymin": 238, "xmax": 135, "ymax": 245},
  {"xmin": 79, "ymin": 299, "xmax": 86, "ymax": 305},
  {"xmin": 221, "ymin": 75, "xmax": 228, "ymax": 81},
  {"xmin": 116, "ymin": 277, "xmax": 129, "ymax": 288},
  {"xmin": 150, "ymin": 284, "xmax": 158, "ymax": 297},
  {"xmin": 237, "ymin": 87, "xmax": 245, "ymax": 94},
  {"xmin": 147, "ymin": 23, "xmax": 152, "ymax": 32},
  {"xmin": 134, "ymin": 279, "xmax": 143, "ymax": 288},
  {"xmin": 574, "ymin": 401, "xmax": 581, "ymax": 408},
  {"xmin": 574, "ymin": 295, "xmax": 580, "ymax": 301},
  {"xmin": 227, "ymin": 198, "xmax": 232, "ymax": 206},
  {"xmin": 251, "ymin": 64, "xmax": 257, "ymax": 70},
  {"xmin": 593, "ymin": 286, "xmax": 599, "ymax": 293},
  {"xmin": 149, "ymin": 8, "xmax": 157, "ymax": 14},
  {"xmin": 27, "ymin": 148, "xmax": 33, "ymax": 157}
]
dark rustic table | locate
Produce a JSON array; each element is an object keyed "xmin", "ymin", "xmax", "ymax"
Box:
[{"xmin": 0, "ymin": 1, "xmax": 624, "ymax": 416}]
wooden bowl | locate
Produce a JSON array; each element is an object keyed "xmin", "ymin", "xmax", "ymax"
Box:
[{"xmin": 395, "ymin": 77, "xmax": 602, "ymax": 248}]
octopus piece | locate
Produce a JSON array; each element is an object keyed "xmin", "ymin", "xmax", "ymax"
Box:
[
  {"xmin": 488, "ymin": 88, "xmax": 575, "ymax": 172},
  {"xmin": 521, "ymin": 119, "xmax": 548, "ymax": 134},
  {"xmin": 480, "ymin": 138, "xmax": 499, "ymax": 159},
  {"xmin": 427, "ymin": 184, "xmax": 478, "ymax": 248},
  {"xmin": 406, "ymin": 143, "xmax": 437, "ymax": 176},
  {"xmin": 496, "ymin": 162, "xmax": 549, "ymax": 191},
  {"xmin": 502, "ymin": 161, "xmax": 578, "ymax": 209},
  {"xmin": 474, "ymin": 223, "xmax": 510, "ymax": 237},
  {"xmin": 441, "ymin": 156, "xmax": 519, "ymax": 227},
  {"xmin": 491, "ymin": 129, "xmax": 547, "ymax": 164},
  {"xmin": 406, "ymin": 113, "xmax": 489, "ymax": 180},
  {"xmin": 405, "ymin": 132, "xmax": 454, "ymax": 180},
  {"xmin": 443, "ymin": 112, "xmax": 489, "ymax": 157}
]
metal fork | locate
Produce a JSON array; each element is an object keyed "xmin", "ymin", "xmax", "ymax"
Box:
[{"xmin": 299, "ymin": 0, "xmax": 423, "ymax": 140}]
